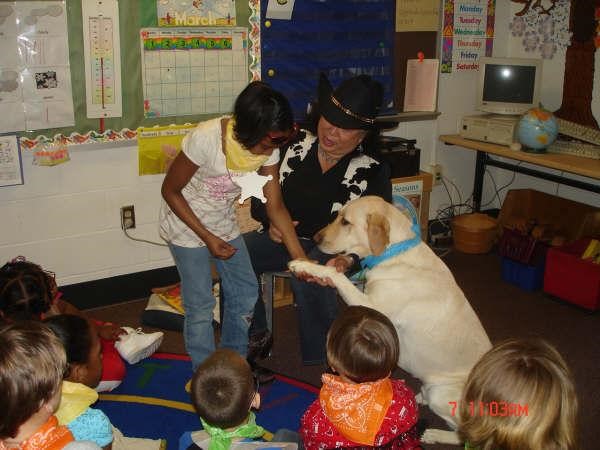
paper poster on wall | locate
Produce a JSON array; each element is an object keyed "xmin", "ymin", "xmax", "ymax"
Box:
[
  {"xmin": 0, "ymin": 1, "xmax": 75, "ymax": 133},
  {"xmin": 404, "ymin": 58, "xmax": 439, "ymax": 112},
  {"xmin": 157, "ymin": 0, "xmax": 237, "ymax": 27},
  {"xmin": 137, "ymin": 123, "xmax": 197, "ymax": 175},
  {"xmin": 140, "ymin": 27, "xmax": 249, "ymax": 118},
  {"xmin": 0, "ymin": 134, "xmax": 24, "ymax": 187},
  {"xmin": 396, "ymin": 0, "xmax": 440, "ymax": 32},
  {"xmin": 441, "ymin": 0, "xmax": 495, "ymax": 73}
]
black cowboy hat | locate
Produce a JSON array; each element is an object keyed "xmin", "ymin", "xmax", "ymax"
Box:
[{"xmin": 318, "ymin": 73, "xmax": 384, "ymax": 130}]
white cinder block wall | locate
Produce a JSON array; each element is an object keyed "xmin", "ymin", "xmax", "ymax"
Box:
[
  {"xmin": 0, "ymin": 141, "xmax": 172, "ymax": 287},
  {"xmin": 1, "ymin": 1, "xmax": 600, "ymax": 286}
]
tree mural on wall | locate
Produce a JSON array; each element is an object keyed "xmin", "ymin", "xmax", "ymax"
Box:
[
  {"xmin": 553, "ymin": 0, "xmax": 600, "ymax": 128},
  {"xmin": 512, "ymin": 0, "xmax": 557, "ymax": 16},
  {"xmin": 511, "ymin": 0, "xmax": 600, "ymax": 128}
]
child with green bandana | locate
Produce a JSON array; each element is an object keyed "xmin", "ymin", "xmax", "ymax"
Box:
[{"xmin": 179, "ymin": 348, "xmax": 297, "ymax": 450}]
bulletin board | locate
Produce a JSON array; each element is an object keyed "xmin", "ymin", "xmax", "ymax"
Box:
[
  {"xmin": 2, "ymin": 0, "xmax": 443, "ymax": 148},
  {"xmin": 260, "ymin": 0, "xmax": 440, "ymax": 119},
  {"xmin": 2, "ymin": 0, "xmax": 253, "ymax": 147},
  {"xmin": 260, "ymin": 0, "xmax": 396, "ymax": 120}
]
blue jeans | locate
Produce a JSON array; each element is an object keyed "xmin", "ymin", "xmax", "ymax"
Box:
[
  {"xmin": 169, "ymin": 236, "xmax": 257, "ymax": 370},
  {"xmin": 242, "ymin": 230, "xmax": 339, "ymax": 365}
]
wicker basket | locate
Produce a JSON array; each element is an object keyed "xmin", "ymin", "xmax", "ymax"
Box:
[{"xmin": 451, "ymin": 213, "xmax": 498, "ymax": 254}]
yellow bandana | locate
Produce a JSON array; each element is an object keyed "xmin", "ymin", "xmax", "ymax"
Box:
[
  {"xmin": 55, "ymin": 380, "xmax": 99, "ymax": 425},
  {"xmin": 224, "ymin": 118, "xmax": 269, "ymax": 173},
  {"xmin": 319, "ymin": 373, "xmax": 393, "ymax": 446}
]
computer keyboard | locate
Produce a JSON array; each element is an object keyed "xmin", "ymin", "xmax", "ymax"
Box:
[
  {"xmin": 556, "ymin": 117, "xmax": 600, "ymax": 145},
  {"xmin": 546, "ymin": 139, "xmax": 600, "ymax": 159}
]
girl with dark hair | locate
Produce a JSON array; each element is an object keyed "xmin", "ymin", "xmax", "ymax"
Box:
[
  {"xmin": 0, "ymin": 258, "xmax": 55, "ymax": 321},
  {"xmin": 44, "ymin": 315, "xmax": 113, "ymax": 450},
  {"xmin": 160, "ymin": 81, "xmax": 306, "ymax": 370},
  {"xmin": 0, "ymin": 257, "xmax": 164, "ymax": 392},
  {"xmin": 45, "ymin": 314, "xmax": 165, "ymax": 450}
]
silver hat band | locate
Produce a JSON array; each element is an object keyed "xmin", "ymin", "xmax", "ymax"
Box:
[{"xmin": 330, "ymin": 95, "xmax": 375, "ymax": 124}]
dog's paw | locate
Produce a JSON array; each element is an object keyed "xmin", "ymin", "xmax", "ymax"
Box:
[
  {"xmin": 420, "ymin": 429, "xmax": 461, "ymax": 445},
  {"xmin": 288, "ymin": 260, "xmax": 336, "ymax": 279},
  {"xmin": 288, "ymin": 259, "xmax": 317, "ymax": 273},
  {"xmin": 415, "ymin": 393, "xmax": 427, "ymax": 405}
]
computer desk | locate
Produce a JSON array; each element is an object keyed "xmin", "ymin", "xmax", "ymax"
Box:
[{"xmin": 439, "ymin": 134, "xmax": 600, "ymax": 211}]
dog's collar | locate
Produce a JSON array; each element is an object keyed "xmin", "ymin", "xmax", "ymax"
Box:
[{"xmin": 360, "ymin": 222, "xmax": 421, "ymax": 270}]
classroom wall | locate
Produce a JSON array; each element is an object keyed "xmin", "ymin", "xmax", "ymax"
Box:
[
  {"xmin": 421, "ymin": 1, "xmax": 600, "ymax": 221},
  {"xmin": 1, "ymin": 1, "xmax": 600, "ymax": 288},
  {"xmin": 0, "ymin": 143, "xmax": 172, "ymax": 287}
]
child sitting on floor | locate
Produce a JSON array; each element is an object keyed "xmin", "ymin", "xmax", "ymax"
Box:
[
  {"xmin": 45, "ymin": 314, "xmax": 164, "ymax": 450},
  {"xmin": 300, "ymin": 305, "xmax": 420, "ymax": 449},
  {"xmin": 0, "ymin": 257, "xmax": 164, "ymax": 392},
  {"xmin": 458, "ymin": 337, "xmax": 578, "ymax": 450},
  {"xmin": 180, "ymin": 348, "xmax": 297, "ymax": 450},
  {"xmin": 0, "ymin": 320, "xmax": 101, "ymax": 450}
]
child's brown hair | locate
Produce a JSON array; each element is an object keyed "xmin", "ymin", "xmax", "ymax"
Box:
[
  {"xmin": 459, "ymin": 337, "xmax": 578, "ymax": 450},
  {"xmin": 0, "ymin": 320, "xmax": 67, "ymax": 439},
  {"xmin": 190, "ymin": 348, "xmax": 257, "ymax": 429},
  {"xmin": 326, "ymin": 305, "xmax": 399, "ymax": 383}
]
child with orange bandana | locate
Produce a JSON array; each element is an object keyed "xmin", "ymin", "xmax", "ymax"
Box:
[
  {"xmin": 0, "ymin": 320, "xmax": 100, "ymax": 450},
  {"xmin": 300, "ymin": 306, "xmax": 421, "ymax": 449}
]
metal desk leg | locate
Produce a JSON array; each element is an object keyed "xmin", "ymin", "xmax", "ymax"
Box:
[{"xmin": 473, "ymin": 150, "xmax": 487, "ymax": 212}]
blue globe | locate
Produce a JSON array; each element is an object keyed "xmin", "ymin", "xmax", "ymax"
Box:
[{"xmin": 516, "ymin": 108, "xmax": 559, "ymax": 152}]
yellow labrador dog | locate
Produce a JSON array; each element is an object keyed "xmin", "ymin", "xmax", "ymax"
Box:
[{"xmin": 288, "ymin": 196, "xmax": 491, "ymax": 444}]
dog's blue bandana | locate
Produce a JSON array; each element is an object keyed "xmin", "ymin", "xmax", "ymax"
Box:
[{"xmin": 360, "ymin": 221, "xmax": 421, "ymax": 270}]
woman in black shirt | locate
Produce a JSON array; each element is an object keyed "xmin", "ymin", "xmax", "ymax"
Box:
[{"xmin": 247, "ymin": 74, "xmax": 392, "ymax": 365}]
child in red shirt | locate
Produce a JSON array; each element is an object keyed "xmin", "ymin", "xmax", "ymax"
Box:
[
  {"xmin": 0, "ymin": 257, "xmax": 163, "ymax": 392},
  {"xmin": 300, "ymin": 306, "xmax": 421, "ymax": 449}
]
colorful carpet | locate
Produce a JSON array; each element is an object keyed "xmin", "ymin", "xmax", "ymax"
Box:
[{"xmin": 97, "ymin": 353, "xmax": 318, "ymax": 449}]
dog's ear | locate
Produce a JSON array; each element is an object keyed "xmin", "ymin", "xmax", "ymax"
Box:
[{"xmin": 367, "ymin": 213, "xmax": 390, "ymax": 255}]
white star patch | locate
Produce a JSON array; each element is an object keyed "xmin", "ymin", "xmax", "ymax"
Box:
[{"xmin": 232, "ymin": 171, "xmax": 273, "ymax": 204}]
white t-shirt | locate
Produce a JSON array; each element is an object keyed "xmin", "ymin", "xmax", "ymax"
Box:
[{"xmin": 159, "ymin": 117, "xmax": 279, "ymax": 248}]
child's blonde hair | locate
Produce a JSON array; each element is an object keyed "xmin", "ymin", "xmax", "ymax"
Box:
[
  {"xmin": 0, "ymin": 321, "xmax": 67, "ymax": 439},
  {"xmin": 326, "ymin": 305, "xmax": 399, "ymax": 383},
  {"xmin": 459, "ymin": 337, "xmax": 578, "ymax": 450}
]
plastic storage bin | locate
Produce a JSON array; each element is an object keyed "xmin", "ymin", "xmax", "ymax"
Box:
[
  {"xmin": 501, "ymin": 257, "xmax": 546, "ymax": 291},
  {"xmin": 543, "ymin": 239, "xmax": 600, "ymax": 311}
]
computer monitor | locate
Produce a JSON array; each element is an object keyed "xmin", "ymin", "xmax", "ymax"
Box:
[{"xmin": 477, "ymin": 57, "xmax": 543, "ymax": 115}]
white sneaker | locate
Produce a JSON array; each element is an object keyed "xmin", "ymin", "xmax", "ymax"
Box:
[
  {"xmin": 115, "ymin": 327, "xmax": 164, "ymax": 365},
  {"xmin": 95, "ymin": 379, "xmax": 122, "ymax": 393}
]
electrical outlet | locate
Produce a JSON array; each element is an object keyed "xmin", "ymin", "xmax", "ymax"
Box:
[
  {"xmin": 430, "ymin": 164, "xmax": 443, "ymax": 185},
  {"xmin": 120, "ymin": 205, "xmax": 135, "ymax": 230}
]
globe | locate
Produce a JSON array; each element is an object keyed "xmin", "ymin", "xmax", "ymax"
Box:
[{"xmin": 516, "ymin": 107, "xmax": 559, "ymax": 152}]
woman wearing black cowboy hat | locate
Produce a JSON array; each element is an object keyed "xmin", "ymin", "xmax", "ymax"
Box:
[{"xmin": 245, "ymin": 73, "xmax": 393, "ymax": 367}]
